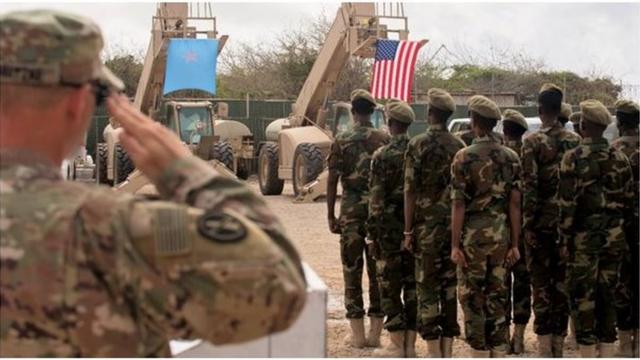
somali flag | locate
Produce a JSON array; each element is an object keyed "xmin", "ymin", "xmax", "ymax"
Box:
[{"xmin": 163, "ymin": 39, "xmax": 218, "ymax": 95}]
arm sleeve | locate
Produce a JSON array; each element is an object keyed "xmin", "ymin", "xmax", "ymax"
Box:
[
  {"xmin": 80, "ymin": 155, "xmax": 307, "ymax": 345},
  {"xmin": 367, "ymin": 152, "xmax": 385, "ymax": 242},
  {"xmin": 404, "ymin": 141, "xmax": 419, "ymax": 194},
  {"xmin": 521, "ymin": 138, "xmax": 538, "ymax": 231},
  {"xmin": 450, "ymin": 151, "xmax": 468, "ymax": 201},
  {"xmin": 327, "ymin": 140, "xmax": 342, "ymax": 174},
  {"xmin": 558, "ymin": 152, "xmax": 578, "ymax": 249}
]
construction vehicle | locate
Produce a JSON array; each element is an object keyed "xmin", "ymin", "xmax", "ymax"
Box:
[
  {"xmin": 257, "ymin": 3, "xmax": 417, "ymax": 202},
  {"xmin": 97, "ymin": 3, "xmax": 253, "ymax": 187}
]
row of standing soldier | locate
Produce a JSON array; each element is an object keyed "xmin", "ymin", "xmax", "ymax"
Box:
[{"xmin": 326, "ymin": 86, "xmax": 639, "ymax": 358}]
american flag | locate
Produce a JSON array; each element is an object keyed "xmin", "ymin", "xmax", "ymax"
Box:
[{"xmin": 370, "ymin": 39, "xmax": 424, "ymax": 102}]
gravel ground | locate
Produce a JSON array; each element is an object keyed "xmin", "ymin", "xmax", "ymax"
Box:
[{"xmin": 246, "ymin": 178, "xmax": 581, "ymax": 358}]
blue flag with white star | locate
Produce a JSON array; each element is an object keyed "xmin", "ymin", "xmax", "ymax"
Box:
[{"xmin": 163, "ymin": 39, "xmax": 218, "ymax": 95}]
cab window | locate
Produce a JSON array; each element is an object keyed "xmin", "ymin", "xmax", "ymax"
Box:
[{"xmin": 177, "ymin": 107, "xmax": 213, "ymax": 144}]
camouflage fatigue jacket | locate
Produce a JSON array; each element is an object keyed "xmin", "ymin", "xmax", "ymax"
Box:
[
  {"xmin": 611, "ymin": 130, "xmax": 639, "ymax": 221},
  {"xmin": 367, "ymin": 134, "xmax": 409, "ymax": 251},
  {"xmin": 504, "ymin": 139, "xmax": 523, "ymax": 155},
  {"xmin": 327, "ymin": 122, "xmax": 389, "ymax": 223},
  {"xmin": 450, "ymin": 136, "xmax": 522, "ymax": 244},
  {"xmin": 558, "ymin": 137, "xmax": 635, "ymax": 252},
  {"xmin": 521, "ymin": 122, "xmax": 581, "ymax": 232},
  {"xmin": 0, "ymin": 150, "xmax": 306, "ymax": 357},
  {"xmin": 454, "ymin": 129, "xmax": 504, "ymax": 147},
  {"xmin": 404, "ymin": 123, "xmax": 465, "ymax": 223}
]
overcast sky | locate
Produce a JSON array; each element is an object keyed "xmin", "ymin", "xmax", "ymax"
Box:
[{"xmin": 1, "ymin": 2, "xmax": 639, "ymax": 88}]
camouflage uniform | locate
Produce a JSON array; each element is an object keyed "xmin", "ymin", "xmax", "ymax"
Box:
[
  {"xmin": 367, "ymin": 133, "xmax": 416, "ymax": 332},
  {"xmin": 559, "ymin": 137, "xmax": 634, "ymax": 345},
  {"xmin": 450, "ymin": 136, "xmax": 522, "ymax": 352},
  {"xmin": 404, "ymin": 123, "xmax": 464, "ymax": 340},
  {"xmin": 521, "ymin": 122, "xmax": 581, "ymax": 337},
  {"xmin": 502, "ymin": 140, "xmax": 531, "ymax": 328},
  {"xmin": 611, "ymin": 129, "xmax": 640, "ymax": 332},
  {"xmin": 454, "ymin": 129, "xmax": 504, "ymax": 146},
  {"xmin": 328, "ymin": 121, "xmax": 389, "ymax": 319},
  {"xmin": 0, "ymin": 151, "xmax": 307, "ymax": 356}
]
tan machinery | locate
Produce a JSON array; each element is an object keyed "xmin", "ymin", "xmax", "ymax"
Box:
[
  {"xmin": 257, "ymin": 3, "xmax": 413, "ymax": 201},
  {"xmin": 98, "ymin": 3, "xmax": 253, "ymax": 188}
]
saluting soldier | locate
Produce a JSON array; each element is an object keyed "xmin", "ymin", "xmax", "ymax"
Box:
[
  {"xmin": 403, "ymin": 88, "xmax": 464, "ymax": 357},
  {"xmin": 367, "ymin": 101, "xmax": 417, "ymax": 357},
  {"xmin": 558, "ymin": 100, "xmax": 634, "ymax": 357},
  {"xmin": 501, "ymin": 109, "xmax": 531, "ymax": 354},
  {"xmin": 327, "ymin": 89, "xmax": 389, "ymax": 348},
  {"xmin": 0, "ymin": 10, "xmax": 306, "ymax": 357},
  {"xmin": 611, "ymin": 99, "xmax": 640, "ymax": 357},
  {"xmin": 521, "ymin": 83, "xmax": 581, "ymax": 357},
  {"xmin": 450, "ymin": 95, "xmax": 522, "ymax": 358}
]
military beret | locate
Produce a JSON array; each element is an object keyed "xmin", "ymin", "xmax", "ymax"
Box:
[
  {"xmin": 539, "ymin": 83, "xmax": 563, "ymax": 96},
  {"xmin": 427, "ymin": 88, "xmax": 456, "ymax": 112},
  {"xmin": 468, "ymin": 95, "xmax": 501, "ymax": 120},
  {"xmin": 615, "ymin": 99, "xmax": 640, "ymax": 114},
  {"xmin": 560, "ymin": 103, "xmax": 572, "ymax": 119},
  {"xmin": 569, "ymin": 111, "xmax": 581, "ymax": 125},
  {"xmin": 350, "ymin": 89, "xmax": 376, "ymax": 106},
  {"xmin": 580, "ymin": 100, "xmax": 612, "ymax": 126},
  {"xmin": 387, "ymin": 101, "xmax": 415, "ymax": 124},
  {"xmin": 0, "ymin": 9, "xmax": 123, "ymax": 91},
  {"xmin": 502, "ymin": 109, "xmax": 528, "ymax": 130}
]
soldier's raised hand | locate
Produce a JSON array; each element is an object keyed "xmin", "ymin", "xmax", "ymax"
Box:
[{"xmin": 106, "ymin": 94, "xmax": 191, "ymax": 182}]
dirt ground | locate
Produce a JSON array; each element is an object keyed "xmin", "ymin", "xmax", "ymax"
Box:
[{"xmin": 246, "ymin": 178, "xmax": 581, "ymax": 358}]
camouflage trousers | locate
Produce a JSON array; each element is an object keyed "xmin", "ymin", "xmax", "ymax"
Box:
[
  {"xmin": 616, "ymin": 220, "xmax": 639, "ymax": 331},
  {"xmin": 568, "ymin": 233, "xmax": 623, "ymax": 345},
  {"xmin": 458, "ymin": 239, "xmax": 509, "ymax": 351},
  {"xmin": 376, "ymin": 249, "xmax": 417, "ymax": 331},
  {"xmin": 525, "ymin": 229, "xmax": 569, "ymax": 336},
  {"xmin": 414, "ymin": 221, "xmax": 460, "ymax": 340},
  {"xmin": 340, "ymin": 221, "xmax": 383, "ymax": 319},
  {"xmin": 505, "ymin": 242, "xmax": 531, "ymax": 326}
]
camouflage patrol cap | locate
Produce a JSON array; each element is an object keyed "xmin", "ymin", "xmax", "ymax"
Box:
[
  {"xmin": 387, "ymin": 101, "xmax": 415, "ymax": 124},
  {"xmin": 502, "ymin": 109, "xmax": 528, "ymax": 130},
  {"xmin": 569, "ymin": 111, "xmax": 581, "ymax": 125},
  {"xmin": 0, "ymin": 9, "xmax": 124, "ymax": 91},
  {"xmin": 615, "ymin": 99, "xmax": 640, "ymax": 114},
  {"xmin": 580, "ymin": 99, "xmax": 612, "ymax": 126},
  {"xmin": 468, "ymin": 95, "xmax": 501, "ymax": 120},
  {"xmin": 350, "ymin": 89, "xmax": 376, "ymax": 106},
  {"xmin": 560, "ymin": 103, "xmax": 572, "ymax": 120},
  {"xmin": 539, "ymin": 83, "xmax": 563, "ymax": 97},
  {"xmin": 427, "ymin": 88, "xmax": 456, "ymax": 112}
]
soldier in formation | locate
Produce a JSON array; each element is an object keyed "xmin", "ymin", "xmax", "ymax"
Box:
[
  {"xmin": 327, "ymin": 89, "xmax": 389, "ymax": 348},
  {"xmin": 521, "ymin": 83, "xmax": 581, "ymax": 357},
  {"xmin": 500, "ymin": 109, "xmax": 531, "ymax": 354},
  {"xmin": 611, "ymin": 100, "xmax": 640, "ymax": 357},
  {"xmin": 0, "ymin": 10, "xmax": 307, "ymax": 357},
  {"xmin": 367, "ymin": 101, "xmax": 417, "ymax": 357},
  {"xmin": 558, "ymin": 99, "xmax": 635, "ymax": 357},
  {"xmin": 450, "ymin": 95, "xmax": 522, "ymax": 357},
  {"xmin": 403, "ymin": 88, "xmax": 463, "ymax": 357}
]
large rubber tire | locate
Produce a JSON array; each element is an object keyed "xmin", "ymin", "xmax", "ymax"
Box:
[
  {"xmin": 292, "ymin": 143, "xmax": 324, "ymax": 196},
  {"xmin": 258, "ymin": 143, "xmax": 284, "ymax": 195},
  {"xmin": 210, "ymin": 141, "xmax": 234, "ymax": 171},
  {"xmin": 236, "ymin": 161, "xmax": 250, "ymax": 180},
  {"xmin": 115, "ymin": 144, "xmax": 134, "ymax": 184},
  {"xmin": 96, "ymin": 143, "xmax": 111, "ymax": 185}
]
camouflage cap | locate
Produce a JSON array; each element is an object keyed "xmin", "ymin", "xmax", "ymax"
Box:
[
  {"xmin": 502, "ymin": 109, "xmax": 528, "ymax": 130},
  {"xmin": 427, "ymin": 88, "xmax": 456, "ymax": 112},
  {"xmin": 569, "ymin": 111, "xmax": 581, "ymax": 125},
  {"xmin": 387, "ymin": 101, "xmax": 415, "ymax": 124},
  {"xmin": 580, "ymin": 99, "xmax": 612, "ymax": 126},
  {"xmin": 350, "ymin": 89, "xmax": 376, "ymax": 106},
  {"xmin": 468, "ymin": 95, "xmax": 501, "ymax": 120},
  {"xmin": 539, "ymin": 82, "xmax": 563, "ymax": 97},
  {"xmin": 560, "ymin": 103, "xmax": 572, "ymax": 119},
  {"xmin": 615, "ymin": 99, "xmax": 640, "ymax": 114},
  {"xmin": 0, "ymin": 9, "xmax": 124, "ymax": 91}
]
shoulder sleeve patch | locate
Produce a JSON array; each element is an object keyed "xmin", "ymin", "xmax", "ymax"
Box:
[
  {"xmin": 197, "ymin": 211, "xmax": 247, "ymax": 244},
  {"xmin": 154, "ymin": 207, "xmax": 193, "ymax": 256}
]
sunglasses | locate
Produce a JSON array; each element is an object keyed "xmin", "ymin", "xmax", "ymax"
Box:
[{"xmin": 61, "ymin": 80, "xmax": 113, "ymax": 106}]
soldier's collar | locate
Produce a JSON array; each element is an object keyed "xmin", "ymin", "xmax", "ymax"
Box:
[
  {"xmin": 581, "ymin": 137, "xmax": 608, "ymax": 145},
  {"xmin": 354, "ymin": 121, "xmax": 373, "ymax": 129},
  {"xmin": 472, "ymin": 135, "xmax": 496, "ymax": 144},
  {"xmin": 0, "ymin": 149, "xmax": 61, "ymax": 180},
  {"xmin": 540, "ymin": 121, "xmax": 562, "ymax": 133},
  {"xmin": 429, "ymin": 123, "xmax": 447, "ymax": 131},
  {"xmin": 392, "ymin": 133, "xmax": 409, "ymax": 140}
]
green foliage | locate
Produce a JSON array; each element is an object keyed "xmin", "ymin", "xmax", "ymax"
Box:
[{"xmin": 104, "ymin": 54, "xmax": 143, "ymax": 97}]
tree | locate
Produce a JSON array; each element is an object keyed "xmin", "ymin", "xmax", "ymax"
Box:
[{"xmin": 104, "ymin": 54, "xmax": 143, "ymax": 97}]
